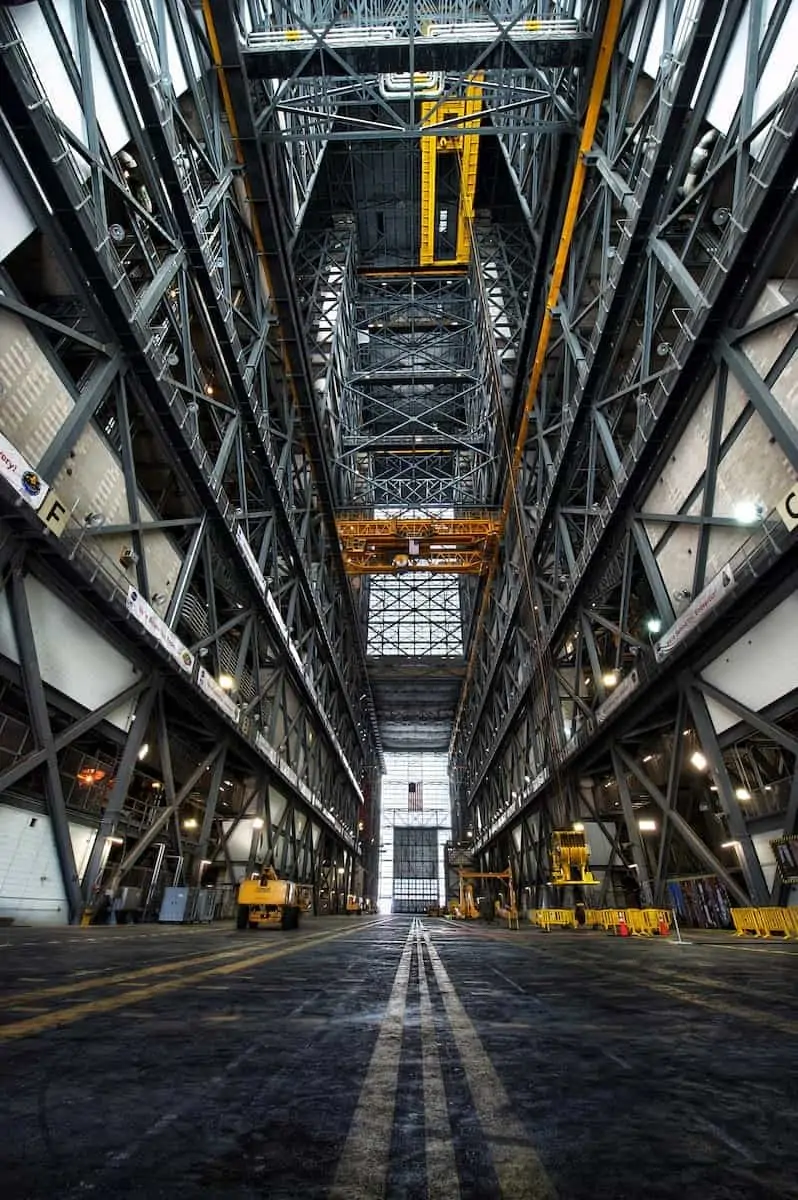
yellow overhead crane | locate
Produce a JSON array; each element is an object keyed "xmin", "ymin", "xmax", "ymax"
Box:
[
  {"xmin": 419, "ymin": 74, "xmax": 484, "ymax": 267},
  {"xmin": 336, "ymin": 512, "xmax": 501, "ymax": 575}
]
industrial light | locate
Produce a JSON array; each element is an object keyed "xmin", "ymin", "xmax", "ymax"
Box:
[
  {"xmin": 76, "ymin": 767, "xmax": 106, "ymax": 786},
  {"xmin": 721, "ymin": 841, "xmax": 740, "ymax": 850},
  {"xmin": 105, "ymin": 835, "xmax": 124, "ymax": 845},
  {"xmin": 602, "ymin": 671, "xmax": 618, "ymax": 688},
  {"xmin": 735, "ymin": 787, "xmax": 752, "ymax": 801},
  {"xmin": 524, "ymin": 774, "xmax": 531, "ymax": 783},
  {"xmin": 646, "ymin": 617, "xmax": 662, "ymax": 635},
  {"xmin": 643, "ymin": 754, "xmax": 654, "ymax": 763},
  {"xmin": 572, "ymin": 821, "xmax": 585, "ymax": 833},
  {"xmin": 252, "ymin": 817, "xmax": 264, "ymax": 830},
  {"xmin": 337, "ymin": 867, "xmax": 345, "ymax": 875},
  {"xmin": 218, "ymin": 673, "xmax": 235, "ymax": 691},
  {"xmin": 690, "ymin": 751, "xmax": 708, "ymax": 770},
  {"xmin": 205, "ymin": 384, "xmax": 214, "ymax": 396},
  {"xmin": 183, "ymin": 817, "xmax": 199, "ymax": 830},
  {"xmin": 638, "ymin": 819, "xmax": 657, "ymax": 832},
  {"xmin": 138, "ymin": 742, "xmax": 149, "ymax": 761},
  {"xmin": 733, "ymin": 500, "xmax": 764, "ymax": 525}
]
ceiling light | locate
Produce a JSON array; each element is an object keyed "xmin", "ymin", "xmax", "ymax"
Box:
[
  {"xmin": 182, "ymin": 817, "xmax": 198, "ymax": 830},
  {"xmin": 602, "ymin": 671, "xmax": 618, "ymax": 688},
  {"xmin": 638, "ymin": 819, "xmax": 657, "ymax": 832},
  {"xmin": 105, "ymin": 835, "xmax": 124, "ymax": 845},
  {"xmin": 643, "ymin": 754, "xmax": 654, "ymax": 763},
  {"xmin": 572, "ymin": 821, "xmax": 585, "ymax": 833},
  {"xmin": 690, "ymin": 751, "xmax": 707, "ymax": 770},
  {"xmin": 218, "ymin": 673, "xmax": 235, "ymax": 691},
  {"xmin": 735, "ymin": 787, "xmax": 752, "ymax": 801},
  {"xmin": 138, "ymin": 742, "xmax": 149, "ymax": 761},
  {"xmin": 721, "ymin": 841, "xmax": 739, "ymax": 850},
  {"xmin": 252, "ymin": 817, "xmax": 264, "ymax": 830},
  {"xmin": 646, "ymin": 617, "xmax": 662, "ymax": 635}
]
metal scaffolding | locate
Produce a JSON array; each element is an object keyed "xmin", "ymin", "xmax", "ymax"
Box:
[{"xmin": 0, "ymin": 0, "xmax": 796, "ymax": 923}]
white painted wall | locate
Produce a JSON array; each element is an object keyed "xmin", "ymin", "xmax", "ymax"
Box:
[
  {"xmin": 701, "ymin": 592, "xmax": 798, "ymax": 734},
  {"xmin": 0, "ymin": 309, "xmax": 182, "ymax": 605},
  {"xmin": 0, "ymin": 166, "xmax": 35, "ymax": 263},
  {"xmin": 0, "ymin": 575, "xmax": 140, "ymax": 731},
  {"xmin": 0, "ymin": 804, "xmax": 97, "ymax": 925}
]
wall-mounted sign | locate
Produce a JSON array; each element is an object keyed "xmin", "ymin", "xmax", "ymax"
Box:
[
  {"xmin": 235, "ymin": 526, "xmax": 267, "ymax": 595},
  {"xmin": 197, "ymin": 665, "xmax": 240, "ymax": 724},
  {"xmin": 654, "ymin": 564, "xmax": 735, "ymax": 662},
  {"xmin": 596, "ymin": 668, "xmax": 640, "ymax": 724},
  {"xmin": 0, "ymin": 430, "xmax": 48, "ymax": 510},
  {"xmin": 126, "ymin": 587, "xmax": 194, "ymax": 674},
  {"xmin": 776, "ymin": 482, "xmax": 798, "ymax": 533}
]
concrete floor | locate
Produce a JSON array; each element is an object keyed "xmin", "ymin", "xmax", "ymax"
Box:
[{"xmin": 0, "ymin": 916, "xmax": 796, "ymax": 1200}]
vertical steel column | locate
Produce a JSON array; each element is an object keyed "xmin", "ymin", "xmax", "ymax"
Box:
[
  {"xmin": 193, "ymin": 747, "xmax": 227, "ymax": 883},
  {"xmin": 686, "ymin": 685, "xmax": 770, "ymax": 905},
  {"xmin": 8, "ymin": 568, "xmax": 83, "ymax": 922},
  {"xmin": 610, "ymin": 746, "xmax": 653, "ymax": 906},
  {"xmin": 82, "ymin": 681, "xmax": 160, "ymax": 903}
]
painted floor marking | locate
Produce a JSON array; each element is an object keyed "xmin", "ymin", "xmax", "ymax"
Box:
[
  {"xmin": 328, "ymin": 923, "xmax": 415, "ymax": 1200},
  {"xmin": 416, "ymin": 924, "xmax": 461, "ymax": 1200},
  {"xmin": 0, "ymin": 922, "xmax": 382, "ymax": 1041},
  {"xmin": 422, "ymin": 927, "xmax": 556, "ymax": 1200}
]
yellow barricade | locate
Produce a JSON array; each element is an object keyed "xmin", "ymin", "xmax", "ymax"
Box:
[
  {"xmin": 584, "ymin": 908, "xmax": 605, "ymax": 928},
  {"xmin": 530, "ymin": 908, "xmax": 576, "ymax": 930},
  {"xmin": 626, "ymin": 909, "xmax": 671, "ymax": 936},
  {"xmin": 731, "ymin": 907, "xmax": 793, "ymax": 938}
]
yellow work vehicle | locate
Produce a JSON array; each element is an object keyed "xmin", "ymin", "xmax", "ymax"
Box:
[
  {"xmin": 236, "ymin": 867, "xmax": 302, "ymax": 930},
  {"xmin": 346, "ymin": 894, "xmax": 363, "ymax": 915}
]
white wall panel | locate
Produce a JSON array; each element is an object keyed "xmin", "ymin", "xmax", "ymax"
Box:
[
  {"xmin": 701, "ymin": 592, "xmax": 798, "ymax": 733},
  {"xmin": 0, "ymin": 166, "xmax": 35, "ymax": 263},
  {"xmin": 0, "ymin": 576, "xmax": 139, "ymax": 730},
  {"xmin": 0, "ymin": 804, "xmax": 96, "ymax": 925}
]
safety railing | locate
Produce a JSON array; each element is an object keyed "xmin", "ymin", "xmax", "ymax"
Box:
[
  {"xmin": 530, "ymin": 907, "xmax": 672, "ymax": 935},
  {"xmin": 731, "ymin": 907, "xmax": 797, "ymax": 939}
]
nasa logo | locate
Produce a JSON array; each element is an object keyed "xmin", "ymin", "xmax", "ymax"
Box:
[{"xmin": 21, "ymin": 470, "xmax": 42, "ymax": 498}]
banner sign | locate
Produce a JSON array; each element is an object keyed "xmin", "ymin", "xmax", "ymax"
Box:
[
  {"xmin": 126, "ymin": 587, "xmax": 194, "ymax": 674},
  {"xmin": 235, "ymin": 527, "xmax": 267, "ymax": 595},
  {"xmin": 596, "ymin": 668, "xmax": 640, "ymax": 724},
  {"xmin": 0, "ymin": 430, "xmax": 48, "ymax": 511},
  {"xmin": 654, "ymin": 564, "xmax": 735, "ymax": 663},
  {"xmin": 197, "ymin": 665, "xmax": 240, "ymax": 724}
]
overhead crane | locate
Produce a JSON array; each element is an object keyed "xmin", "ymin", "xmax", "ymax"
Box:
[{"xmin": 336, "ymin": 513, "xmax": 502, "ymax": 575}]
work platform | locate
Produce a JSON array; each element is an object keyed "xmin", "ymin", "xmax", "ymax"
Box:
[{"xmin": 0, "ymin": 916, "xmax": 795, "ymax": 1198}]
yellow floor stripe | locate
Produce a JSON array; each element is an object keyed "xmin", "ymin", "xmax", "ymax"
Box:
[
  {"xmin": 0, "ymin": 945, "xmax": 261, "ymax": 1010},
  {"xmin": 0, "ymin": 920, "xmax": 382, "ymax": 1041}
]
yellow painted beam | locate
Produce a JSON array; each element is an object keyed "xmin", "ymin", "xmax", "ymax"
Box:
[{"xmin": 451, "ymin": 0, "xmax": 625, "ymax": 751}]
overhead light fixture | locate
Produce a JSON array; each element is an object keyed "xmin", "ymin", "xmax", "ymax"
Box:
[
  {"xmin": 646, "ymin": 617, "xmax": 662, "ymax": 635},
  {"xmin": 735, "ymin": 787, "xmax": 752, "ymax": 801},
  {"xmin": 138, "ymin": 742, "xmax": 149, "ymax": 761},
  {"xmin": 105, "ymin": 835, "xmax": 124, "ymax": 845},
  {"xmin": 733, "ymin": 500, "xmax": 764, "ymax": 525},
  {"xmin": 721, "ymin": 841, "xmax": 740, "ymax": 850},
  {"xmin": 182, "ymin": 817, "xmax": 198, "ymax": 830},
  {"xmin": 643, "ymin": 754, "xmax": 654, "ymax": 763},
  {"xmin": 690, "ymin": 751, "xmax": 707, "ymax": 770},
  {"xmin": 252, "ymin": 817, "xmax": 264, "ymax": 830},
  {"xmin": 572, "ymin": 821, "xmax": 585, "ymax": 833},
  {"xmin": 76, "ymin": 767, "xmax": 106, "ymax": 786},
  {"xmin": 218, "ymin": 673, "xmax": 235, "ymax": 691},
  {"xmin": 602, "ymin": 671, "xmax": 618, "ymax": 688},
  {"xmin": 638, "ymin": 819, "xmax": 657, "ymax": 832}
]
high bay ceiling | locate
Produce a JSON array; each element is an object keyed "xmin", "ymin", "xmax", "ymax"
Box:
[{"xmin": 207, "ymin": 0, "xmax": 598, "ymax": 749}]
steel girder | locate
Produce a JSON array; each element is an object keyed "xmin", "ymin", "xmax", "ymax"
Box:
[
  {"xmin": 456, "ymin": 1, "xmax": 798, "ymax": 904},
  {"xmin": 0, "ymin": 0, "xmax": 377, "ymax": 894}
]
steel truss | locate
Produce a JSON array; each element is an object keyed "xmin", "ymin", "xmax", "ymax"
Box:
[
  {"xmin": 0, "ymin": 0, "xmax": 382, "ymax": 916},
  {"xmin": 454, "ymin": 0, "xmax": 798, "ymax": 903}
]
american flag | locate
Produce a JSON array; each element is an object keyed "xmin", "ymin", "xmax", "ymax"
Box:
[{"xmin": 408, "ymin": 781, "xmax": 423, "ymax": 812}]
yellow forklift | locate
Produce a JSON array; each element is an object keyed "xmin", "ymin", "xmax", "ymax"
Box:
[{"xmin": 236, "ymin": 867, "xmax": 302, "ymax": 930}]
